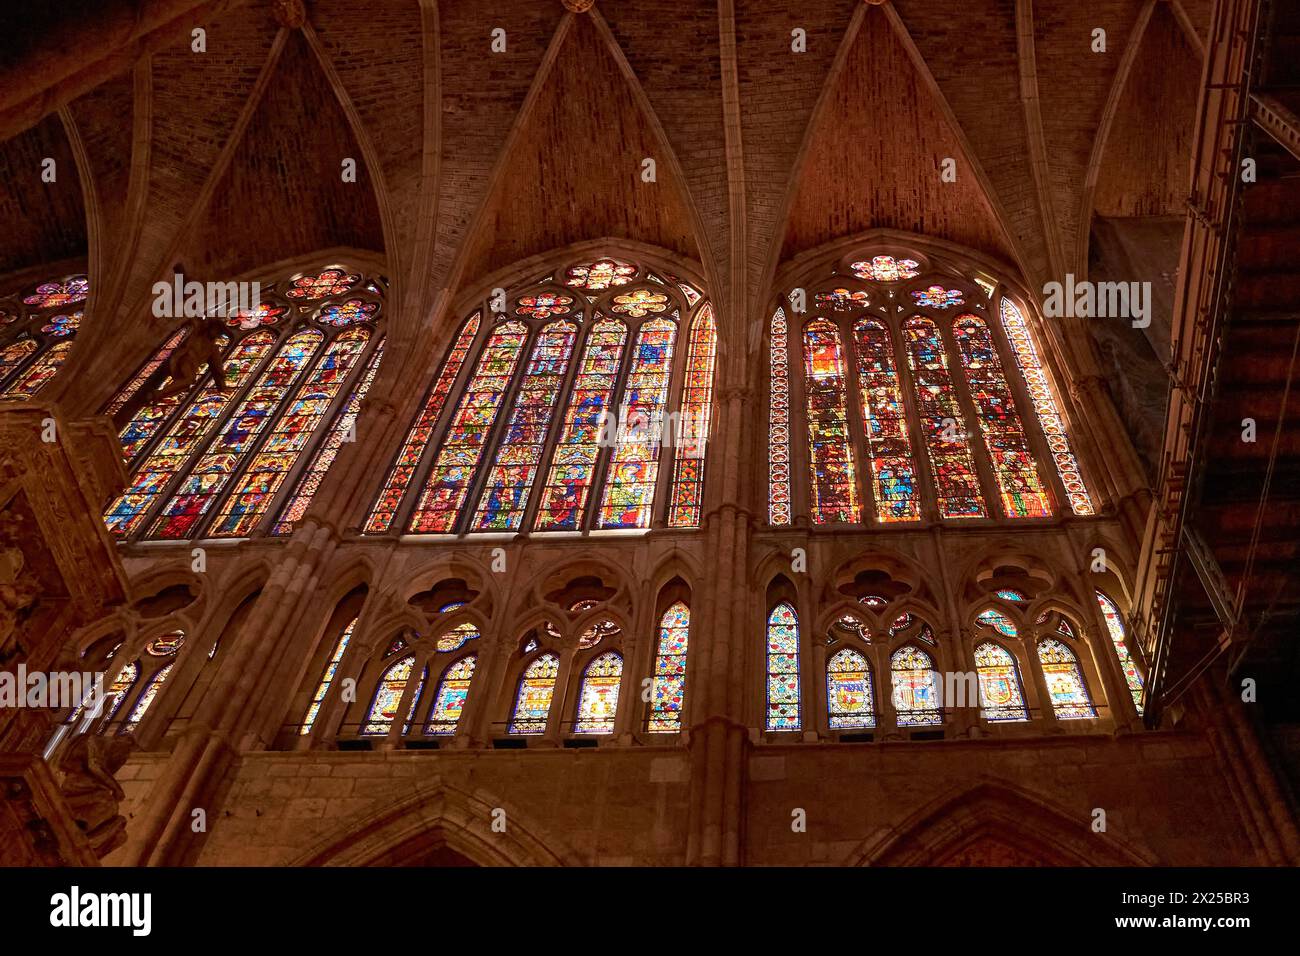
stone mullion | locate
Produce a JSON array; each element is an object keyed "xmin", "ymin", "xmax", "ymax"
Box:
[
  {"xmin": 930, "ymin": 526, "xmax": 978, "ymax": 736},
  {"xmin": 459, "ymin": 605, "xmax": 515, "ymax": 746}
]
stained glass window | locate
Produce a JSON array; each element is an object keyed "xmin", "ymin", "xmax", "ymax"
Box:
[
  {"xmin": 647, "ymin": 602, "xmax": 689, "ymax": 732},
  {"xmin": 318, "ymin": 299, "xmax": 379, "ymax": 327},
  {"xmin": 999, "ymin": 298, "xmax": 1095, "ymax": 515},
  {"xmin": 974, "ymin": 642, "xmax": 1028, "ymax": 722},
  {"xmin": 362, "ymin": 655, "xmax": 414, "ymax": 736},
  {"xmin": 668, "ymin": 305, "xmax": 717, "ymax": 527},
  {"xmin": 768, "ymin": 309, "xmax": 792, "ymax": 525},
  {"xmin": 509, "ymin": 653, "xmax": 560, "ymax": 735},
  {"xmin": 436, "ymin": 622, "xmax": 478, "ymax": 653},
  {"xmin": 766, "ymin": 603, "xmax": 800, "ymax": 731},
  {"xmin": 102, "ymin": 662, "xmax": 140, "ymax": 725},
  {"xmin": 402, "ymin": 667, "xmax": 426, "ymax": 735},
  {"xmin": 853, "ymin": 318, "xmax": 920, "ymax": 521},
  {"xmin": 409, "ymin": 321, "xmax": 528, "ymax": 532},
  {"xmin": 827, "ymin": 648, "xmax": 875, "ymax": 729},
  {"xmin": 274, "ymin": 340, "xmax": 383, "ymax": 534},
  {"xmin": 851, "ymin": 256, "xmax": 919, "ymax": 282},
  {"xmin": 301, "ymin": 617, "xmax": 356, "ymax": 735},
  {"xmin": 146, "ymin": 329, "xmax": 322, "ymax": 539},
  {"xmin": 23, "ymin": 276, "xmax": 89, "ymax": 308},
  {"xmin": 226, "ymin": 303, "xmax": 287, "ymax": 330},
  {"xmin": 0, "ymin": 340, "xmax": 73, "ymax": 399},
  {"xmin": 953, "ymin": 314, "xmax": 1051, "ymax": 518},
  {"xmin": 425, "ymin": 655, "xmax": 476, "ymax": 735},
  {"xmin": 911, "ymin": 286, "xmax": 964, "ymax": 309},
  {"xmin": 470, "ymin": 320, "xmax": 578, "ymax": 530},
  {"xmin": 1037, "ymin": 638, "xmax": 1095, "ymax": 719},
  {"xmin": 103, "ymin": 331, "xmax": 276, "ymax": 536},
  {"xmin": 39, "ymin": 312, "xmax": 80, "ymax": 337},
  {"xmin": 891, "ymin": 645, "xmax": 941, "ymax": 725},
  {"xmin": 903, "ymin": 316, "xmax": 984, "ymax": 517},
  {"xmin": 996, "ymin": 588, "xmax": 1027, "ymax": 603},
  {"xmin": 534, "ymin": 318, "xmax": 628, "ymax": 530},
  {"xmin": 565, "ymin": 258, "xmax": 636, "ymax": 291},
  {"xmin": 0, "ymin": 339, "xmax": 38, "ymax": 388},
  {"xmin": 610, "ymin": 289, "xmax": 669, "ymax": 317},
  {"xmin": 123, "ymin": 664, "xmax": 174, "ymax": 732},
  {"xmin": 210, "ymin": 328, "xmax": 370, "ymax": 537},
  {"xmin": 815, "ymin": 288, "xmax": 869, "ymax": 312},
  {"xmin": 286, "ymin": 269, "xmax": 360, "ymax": 300},
  {"xmin": 803, "ymin": 319, "xmax": 861, "ymax": 523},
  {"xmin": 597, "ymin": 317, "xmax": 677, "ymax": 529},
  {"xmin": 1096, "ymin": 591, "xmax": 1144, "ymax": 714},
  {"xmin": 366, "ymin": 313, "xmax": 479, "ymax": 533},
  {"xmin": 976, "ymin": 608, "xmax": 1018, "ymax": 638},
  {"xmin": 105, "ymin": 326, "xmax": 189, "ymax": 419},
  {"xmin": 573, "ymin": 652, "xmax": 623, "ymax": 734}
]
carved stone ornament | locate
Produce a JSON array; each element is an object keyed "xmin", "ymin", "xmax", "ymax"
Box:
[
  {"xmin": 562, "ymin": 0, "xmax": 596, "ymax": 12},
  {"xmin": 57, "ymin": 734, "xmax": 135, "ymax": 858}
]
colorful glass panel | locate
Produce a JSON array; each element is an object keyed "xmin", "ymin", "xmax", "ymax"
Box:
[
  {"xmin": 610, "ymin": 289, "xmax": 669, "ymax": 317},
  {"xmin": 815, "ymin": 288, "xmax": 869, "ymax": 312},
  {"xmin": 425, "ymin": 655, "xmax": 476, "ymax": 735},
  {"xmin": 975, "ymin": 642, "xmax": 1029, "ymax": 722},
  {"xmin": 573, "ymin": 652, "xmax": 623, "ymax": 734},
  {"xmin": 766, "ymin": 603, "xmax": 800, "ymax": 731},
  {"xmin": 317, "ymin": 298, "xmax": 379, "ymax": 327},
  {"xmin": 286, "ymin": 269, "xmax": 360, "ymax": 300},
  {"xmin": 123, "ymin": 664, "xmax": 173, "ymax": 732},
  {"xmin": 102, "ymin": 662, "xmax": 139, "ymax": 724},
  {"xmin": 274, "ymin": 339, "xmax": 383, "ymax": 534},
  {"xmin": 0, "ymin": 338, "xmax": 38, "ymax": 388},
  {"xmin": 40, "ymin": 312, "xmax": 81, "ymax": 337},
  {"xmin": 647, "ymin": 602, "xmax": 689, "ymax": 732},
  {"xmin": 509, "ymin": 653, "xmax": 560, "ymax": 735},
  {"xmin": 1037, "ymin": 638, "xmax": 1095, "ymax": 719},
  {"xmin": 891, "ymin": 645, "xmax": 941, "ymax": 726},
  {"xmin": 366, "ymin": 314, "xmax": 479, "ymax": 533},
  {"xmin": 106, "ymin": 327, "xmax": 189, "ymax": 417},
  {"xmin": 668, "ymin": 304, "xmax": 717, "ymax": 527},
  {"xmin": 999, "ymin": 298, "xmax": 1095, "ymax": 515},
  {"xmin": 534, "ymin": 318, "xmax": 628, "ymax": 530},
  {"xmin": 565, "ymin": 258, "xmax": 636, "ymax": 291},
  {"xmin": 101, "ymin": 332, "xmax": 270, "ymax": 535},
  {"xmin": 903, "ymin": 316, "xmax": 985, "ymax": 517},
  {"xmin": 436, "ymin": 622, "xmax": 478, "ymax": 653},
  {"xmin": 470, "ymin": 321, "xmax": 578, "ymax": 530},
  {"xmin": 210, "ymin": 328, "xmax": 369, "ymax": 537},
  {"xmin": 803, "ymin": 319, "xmax": 861, "ymax": 523},
  {"xmin": 911, "ymin": 285, "xmax": 964, "ymax": 309},
  {"xmin": 362, "ymin": 655, "xmax": 414, "ymax": 736},
  {"xmin": 827, "ymin": 648, "xmax": 875, "ymax": 730},
  {"xmin": 596, "ymin": 317, "xmax": 677, "ymax": 529},
  {"xmin": 768, "ymin": 309, "xmax": 792, "ymax": 525},
  {"xmin": 850, "ymin": 256, "xmax": 920, "ymax": 282},
  {"xmin": 853, "ymin": 318, "xmax": 920, "ymax": 521},
  {"xmin": 144, "ymin": 630, "xmax": 185, "ymax": 656},
  {"xmin": 0, "ymin": 340, "xmax": 72, "ymax": 399},
  {"xmin": 23, "ymin": 276, "xmax": 89, "ymax": 308},
  {"xmin": 953, "ymin": 314, "xmax": 1051, "ymax": 518},
  {"xmin": 225, "ymin": 303, "xmax": 287, "ymax": 330},
  {"xmin": 996, "ymin": 588, "xmax": 1026, "ymax": 603},
  {"xmin": 409, "ymin": 321, "xmax": 528, "ymax": 532},
  {"xmin": 515, "ymin": 294, "xmax": 573, "ymax": 319},
  {"xmin": 146, "ymin": 329, "xmax": 322, "ymax": 538},
  {"xmin": 301, "ymin": 617, "xmax": 356, "ymax": 735},
  {"xmin": 1097, "ymin": 591, "xmax": 1144, "ymax": 714},
  {"xmin": 976, "ymin": 608, "xmax": 1018, "ymax": 638}
]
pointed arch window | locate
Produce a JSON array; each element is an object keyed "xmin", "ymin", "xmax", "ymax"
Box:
[
  {"xmin": 827, "ymin": 648, "xmax": 875, "ymax": 729},
  {"xmin": 573, "ymin": 652, "xmax": 623, "ymax": 734},
  {"xmin": 509, "ymin": 653, "xmax": 560, "ymax": 735},
  {"xmin": 974, "ymin": 642, "xmax": 1029, "ymax": 722},
  {"xmin": 367, "ymin": 261, "xmax": 715, "ymax": 535},
  {"xmin": 768, "ymin": 255, "xmax": 1099, "ymax": 526},
  {"xmin": 123, "ymin": 663, "xmax": 174, "ymax": 732},
  {"xmin": 1096, "ymin": 591, "xmax": 1144, "ymax": 715},
  {"xmin": 647, "ymin": 602, "xmax": 689, "ymax": 732},
  {"xmin": 362, "ymin": 655, "xmax": 415, "ymax": 736},
  {"xmin": 891, "ymin": 645, "xmax": 941, "ymax": 726},
  {"xmin": 766, "ymin": 603, "xmax": 801, "ymax": 731},
  {"xmin": 1037, "ymin": 638, "xmax": 1096, "ymax": 719},
  {"xmin": 301, "ymin": 617, "xmax": 356, "ymax": 735},
  {"xmin": 99, "ymin": 265, "xmax": 385, "ymax": 540},
  {"xmin": 953, "ymin": 314, "xmax": 1051, "ymax": 517},
  {"xmin": 0, "ymin": 274, "xmax": 88, "ymax": 400},
  {"xmin": 425, "ymin": 655, "xmax": 477, "ymax": 736},
  {"xmin": 101, "ymin": 662, "xmax": 140, "ymax": 726}
]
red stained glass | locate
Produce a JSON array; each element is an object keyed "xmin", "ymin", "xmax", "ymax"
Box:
[
  {"xmin": 668, "ymin": 304, "xmax": 716, "ymax": 527},
  {"xmin": 225, "ymin": 303, "xmax": 287, "ymax": 330},
  {"xmin": 408, "ymin": 321, "xmax": 529, "ymax": 533},
  {"xmin": 565, "ymin": 258, "xmax": 636, "ymax": 291},
  {"xmin": 0, "ymin": 340, "xmax": 73, "ymax": 400},
  {"xmin": 850, "ymin": 256, "xmax": 919, "ymax": 282},
  {"xmin": 815, "ymin": 288, "xmax": 869, "ymax": 312},
  {"xmin": 23, "ymin": 276, "xmax": 89, "ymax": 308},
  {"xmin": 365, "ymin": 313, "xmax": 479, "ymax": 533},
  {"xmin": 852, "ymin": 318, "xmax": 920, "ymax": 521},
  {"xmin": 952, "ymin": 314, "xmax": 1051, "ymax": 518},
  {"xmin": 515, "ymin": 294, "xmax": 573, "ymax": 319},
  {"xmin": 803, "ymin": 318, "xmax": 860, "ymax": 523},
  {"xmin": 286, "ymin": 269, "xmax": 360, "ymax": 300},
  {"xmin": 317, "ymin": 298, "xmax": 379, "ymax": 327},
  {"xmin": 902, "ymin": 316, "xmax": 985, "ymax": 518}
]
